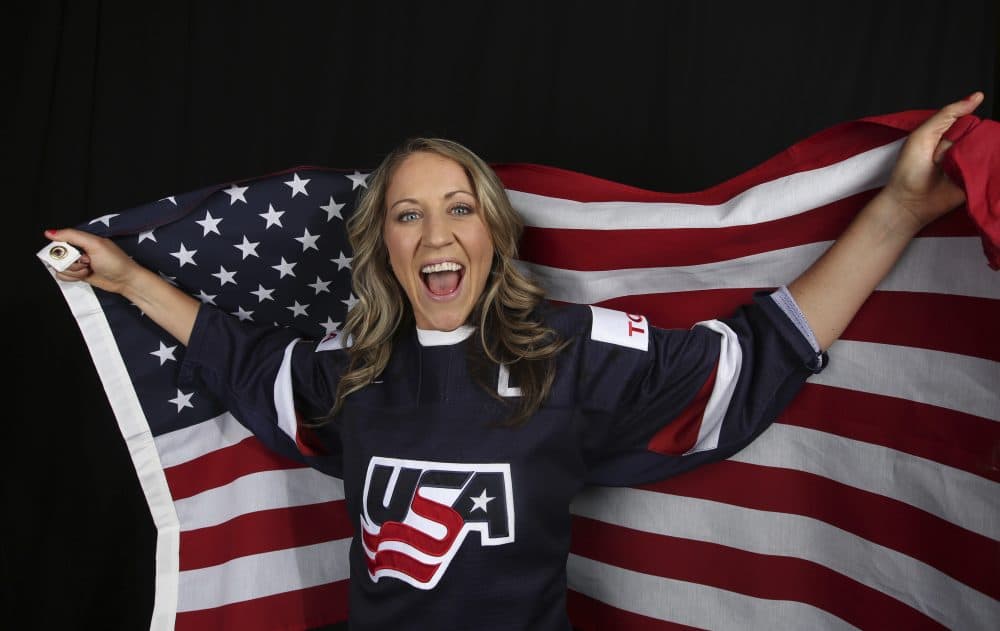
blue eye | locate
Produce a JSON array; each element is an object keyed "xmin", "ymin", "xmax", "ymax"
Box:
[
  {"xmin": 398, "ymin": 211, "xmax": 420, "ymax": 222},
  {"xmin": 451, "ymin": 204, "xmax": 473, "ymax": 216}
]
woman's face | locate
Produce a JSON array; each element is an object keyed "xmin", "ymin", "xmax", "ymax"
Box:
[{"xmin": 383, "ymin": 151, "xmax": 495, "ymax": 331}]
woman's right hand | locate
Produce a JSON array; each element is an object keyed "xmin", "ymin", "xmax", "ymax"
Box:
[{"xmin": 44, "ymin": 227, "xmax": 141, "ymax": 295}]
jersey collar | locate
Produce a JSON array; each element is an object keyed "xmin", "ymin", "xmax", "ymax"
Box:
[{"xmin": 415, "ymin": 324, "xmax": 475, "ymax": 346}]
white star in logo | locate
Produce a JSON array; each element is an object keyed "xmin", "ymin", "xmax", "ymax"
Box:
[
  {"xmin": 195, "ymin": 290, "xmax": 217, "ymax": 305},
  {"xmin": 346, "ymin": 171, "xmax": 369, "ymax": 190},
  {"xmin": 295, "ymin": 228, "xmax": 320, "ymax": 251},
  {"xmin": 89, "ymin": 213, "xmax": 119, "ymax": 227},
  {"xmin": 170, "ymin": 243, "xmax": 198, "ymax": 267},
  {"xmin": 168, "ymin": 389, "xmax": 194, "ymax": 412},
  {"xmin": 331, "ymin": 251, "xmax": 352, "ymax": 271},
  {"xmin": 308, "ymin": 276, "xmax": 331, "ymax": 294},
  {"xmin": 469, "ymin": 489, "xmax": 494, "ymax": 513},
  {"xmin": 272, "ymin": 257, "xmax": 297, "ymax": 278},
  {"xmin": 196, "ymin": 211, "xmax": 223, "ymax": 236},
  {"xmin": 160, "ymin": 196, "xmax": 177, "ymax": 205},
  {"xmin": 231, "ymin": 306, "xmax": 254, "ymax": 321},
  {"xmin": 150, "ymin": 341, "xmax": 177, "ymax": 366},
  {"xmin": 212, "ymin": 265, "xmax": 238, "ymax": 286},
  {"xmin": 342, "ymin": 293, "xmax": 359, "ymax": 310},
  {"xmin": 259, "ymin": 203, "xmax": 285, "ymax": 229},
  {"xmin": 320, "ymin": 196, "xmax": 345, "ymax": 221},
  {"xmin": 250, "ymin": 284, "xmax": 275, "ymax": 302},
  {"xmin": 224, "ymin": 183, "xmax": 249, "ymax": 204},
  {"xmin": 287, "ymin": 301, "xmax": 310, "ymax": 317},
  {"xmin": 319, "ymin": 317, "xmax": 341, "ymax": 336},
  {"xmin": 234, "ymin": 235, "xmax": 261, "ymax": 259},
  {"xmin": 285, "ymin": 173, "xmax": 311, "ymax": 197}
]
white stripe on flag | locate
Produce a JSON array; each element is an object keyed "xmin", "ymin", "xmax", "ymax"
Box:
[
  {"xmin": 176, "ymin": 537, "xmax": 352, "ymax": 612},
  {"xmin": 733, "ymin": 423, "xmax": 998, "ymax": 539},
  {"xmin": 567, "ymin": 554, "xmax": 856, "ymax": 631},
  {"xmin": 520, "ymin": 237, "xmax": 998, "ymax": 302},
  {"xmin": 510, "ymin": 139, "xmax": 901, "ymax": 230},
  {"xmin": 155, "ymin": 412, "xmax": 254, "ymax": 468},
  {"xmin": 569, "ymin": 487, "xmax": 998, "ymax": 631},
  {"xmin": 812, "ymin": 340, "xmax": 1000, "ymax": 422},
  {"xmin": 174, "ymin": 468, "xmax": 345, "ymax": 531}
]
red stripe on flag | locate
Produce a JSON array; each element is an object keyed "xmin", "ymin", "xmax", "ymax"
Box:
[
  {"xmin": 566, "ymin": 590, "xmax": 703, "ymax": 630},
  {"xmin": 174, "ymin": 578, "xmax": 349, "ymax": 631},
  {"xmin": 570, "ymin": 517, "xmax": 945, "ymax": 630},
  {"xmin": 784, "ymin": 384, "xmax": 999, "ymax": 483},
  {"xmin": 179, "ymin": 500, "xmax": 352, "ymax": 571},
  {"xmin": 519, "ymin": 196, "xmax": 978, "ymax": 270},
  {"xmin": 638, "ymin": 460, "xmax": 997, "ymax": 599},
  {"xmin": 495, "ymin": 122, "xmax": 908, "ymax": 204},
  {"xmin": 164, "ymin": 437, "xmax": 307, "ymax": 501}
]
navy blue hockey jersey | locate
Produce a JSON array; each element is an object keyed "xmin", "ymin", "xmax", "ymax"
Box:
[{"xmin": 179, "ymin": 293, "xmax": 825, "ymax": 630}]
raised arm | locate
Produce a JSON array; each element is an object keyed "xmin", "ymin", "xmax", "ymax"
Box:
[
  {"xmin": 44, "ymin": 227, "xmax": 200, "ymax": 345},
  {"xmin": 787, "ymin": 91, "xmax": 985, "ymax": 351}
]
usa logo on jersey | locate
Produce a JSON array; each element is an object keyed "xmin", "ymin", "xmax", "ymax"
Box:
[{"xmin": 360, "ymin": 457, "xmax": 515, "ymax": 589}]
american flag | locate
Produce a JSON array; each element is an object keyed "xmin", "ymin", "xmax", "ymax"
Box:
[{"xmin": 44, "ymin": 110, "xmax": 998, "ymax": 630}]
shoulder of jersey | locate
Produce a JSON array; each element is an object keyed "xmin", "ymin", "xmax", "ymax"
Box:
[{"xmin": 540, "ymin": 300, "xmax": 650, "ymax": 352}]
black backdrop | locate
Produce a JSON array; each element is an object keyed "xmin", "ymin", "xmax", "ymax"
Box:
[{"xmin": 7, "ymin": 2, "xmax": 997, "ymax": 629}]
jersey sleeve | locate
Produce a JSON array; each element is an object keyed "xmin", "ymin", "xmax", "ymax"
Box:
[
  {"xmin": 576, "ymin": 291, "xmax": 826, "ymax": 486},
  {"xmin": 177, "ymin": 304, "xmax": 346, "ymax": 477}
]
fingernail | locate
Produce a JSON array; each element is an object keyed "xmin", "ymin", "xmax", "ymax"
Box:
[{"xmin": 44, "ymin": 229, "xmax": 56, "ymax": 236}]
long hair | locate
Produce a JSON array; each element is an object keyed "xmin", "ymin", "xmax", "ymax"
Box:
[{"xmin": 323, "ymin": 137, "xmax": 569, "ymax": 426}]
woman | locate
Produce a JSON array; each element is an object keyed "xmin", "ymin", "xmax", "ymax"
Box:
[{"xmin": 45, "ymin": 92, "xmax": 983, "ymax": 630}]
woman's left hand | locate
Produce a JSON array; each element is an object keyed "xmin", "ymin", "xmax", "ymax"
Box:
[{"xmin": 882, "ymin": 91, "xmax": 984, "ymax": 232}]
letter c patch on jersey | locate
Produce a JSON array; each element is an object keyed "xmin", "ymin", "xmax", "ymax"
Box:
[{"xmin": 589, "ymin": 305, "xmax": 649, "ymax": 351}]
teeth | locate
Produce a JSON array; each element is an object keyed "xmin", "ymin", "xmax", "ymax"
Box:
[{"xmin": 421, "ymin": 262, "xmax": 463, "ymax": 274}]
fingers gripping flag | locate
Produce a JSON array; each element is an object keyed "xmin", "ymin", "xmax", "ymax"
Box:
[{"xmin": 43, "ymin": 111, "xmax": 1000, "ymax": 630}]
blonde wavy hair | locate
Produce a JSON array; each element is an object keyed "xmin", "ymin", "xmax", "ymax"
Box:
[{"xmin": 322, "ymin": 137, "xmax": 569, "ymax": 426}]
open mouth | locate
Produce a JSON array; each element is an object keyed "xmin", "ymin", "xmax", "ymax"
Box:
[{"xmin": 420, "ymin": 261, "xmax": 465, "ymax": 297}]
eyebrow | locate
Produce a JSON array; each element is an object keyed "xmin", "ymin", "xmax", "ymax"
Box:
[{"xmin": 389, "ymin": 190, "xmax": 475, "ymax": 211}]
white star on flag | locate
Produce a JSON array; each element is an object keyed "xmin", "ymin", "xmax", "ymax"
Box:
[
  {"xmin": 251, "ymin": 285, "xmax": 275, "ymax": 302},
  {"xmin": 234, "ymin": 235, "xmax": 261, "ymax": 259},
  {"xmin": 212, "ymin": 266, "xmax": 238, "ymax": 286},
  {"xmin": 168, "ymin": 389, "xmax": 194, "ymax": 412},
  {"xmin": 470, "ymin": 489, "xmax": 495, "ymax": 513},
  {"xmin": 138, "ymin": 230, "xmax": 157, "ymax": 244},
  {"xmin": 272, "ymin": 258, "xmax": 297, "ymax": 278},
  {"xmin": 308, "ymin": 277, "xmax": 331, "ymax": 294},
  {"xmin": 287, "ymin": 301, "xmax": 310, "ymax": 317},
  {"xmin": 158, "ymin": 272, "xmax": 178, "ymax": 286},
  {"xmin": 232, "ymin": 306, "xmax": 255, "ymax": 321},
  {"xmin": 342, "ymin": 293, "xmax": 358, "ymax": 310},
  {"xmin": 195, "ymin": 290, "xmax": 217, "ymax": 305},
  {"xmin": 224, "ymin": 183, "xmax": 249, "ymax": 204},
  {"xmin": 259, "ymin": 204, "xmax": 285, "ymax": 229},
  {"xmin": 295, "ymin": 228, "xmax": 320, "ymax": 251},
  {"xmin": 320, "ymin": 196, "xmax": 345, "ymax": 221},
  {"xmin": 285, "ymin": 173, "xmax": 310, "ymax": 197},
  {"xmin": 346, "ymin": 171, "xmax": 368, "ymax": 190},
  {"xmin": 160, "ymin": 196, "xmax": 177, "ymax": 205},
  {"xmin": 150, "ymin": 342, "xmax": 177, "ymax": 366},
  {"xmin": 196, "ymin": 211, "xmax": 223, "ymax": 236},
  {"xmin": 89, "ymin": 213, "xmax": 119, "ymax": 227},
  {"xmin": 170, "ymin": 243, "xmax": 198, "ymax": 267},
  {"xmin": 331, "ymin": 251, "xmax": 352, "ymax": 270}
]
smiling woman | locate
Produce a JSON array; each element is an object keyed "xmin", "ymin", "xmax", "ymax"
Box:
[{"xmin": 335, "ymin": 137, "xmax": 571, "ymax": 427}]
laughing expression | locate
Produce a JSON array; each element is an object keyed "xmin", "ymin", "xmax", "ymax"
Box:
[{"xmin": 383, "ymin": 151, "xmax": 495, "ymax": 332}]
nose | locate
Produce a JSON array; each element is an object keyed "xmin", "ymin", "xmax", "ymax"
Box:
[{"xmin": 421, "ymin": 210, "xmax": 454, "ymax": 248}]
